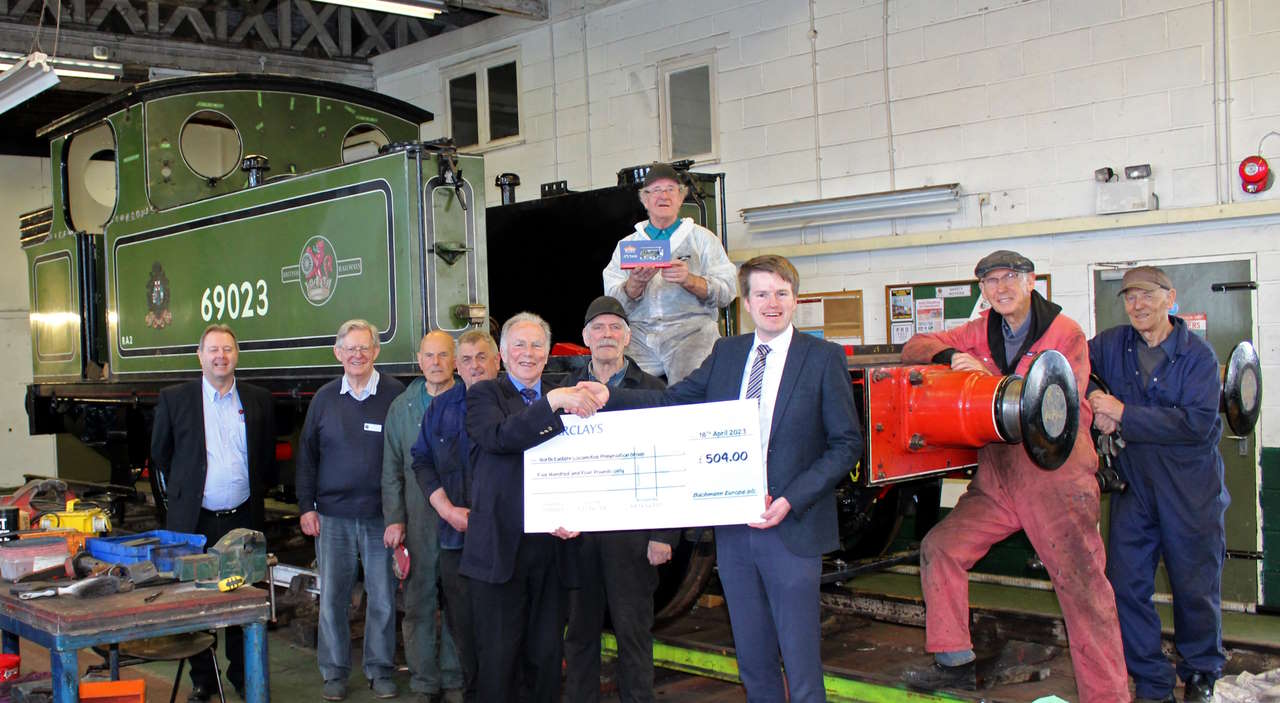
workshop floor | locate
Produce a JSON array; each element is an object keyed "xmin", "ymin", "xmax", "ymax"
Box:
[{"xmin": 16, "ymin": 626, "xmax": 742, "ymax": 702}]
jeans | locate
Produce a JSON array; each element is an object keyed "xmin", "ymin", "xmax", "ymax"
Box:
[{"xmin": 316, "ymin": 514, "xmax": 397, "ymax": 682}]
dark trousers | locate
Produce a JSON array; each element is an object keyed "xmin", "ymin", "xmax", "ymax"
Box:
[
  {"xmin": 469, "ymin": 534, "xmax": 566, "ymax": 703},
  {"xmin": 191, "ymin": 504, "xmax": 253, "ymax": 691},
  {"xmin": 715, "ymin": 524, "xmax": 824, "ymax": 703},
  {"xmin": 439, "ymin": 548, "xmax": 476, "ymax": 702},
  {"xmin": 563, "ymin": 531, "xmax": 658, "ymax": 703},
  {"xmin": 1107, "ymin": 464, "xmax": 1227, "ymax": 698}
]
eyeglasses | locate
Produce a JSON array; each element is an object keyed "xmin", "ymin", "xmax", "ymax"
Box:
[
  {"xmin": 1122, "ymin": 289, "xmax": 1166, "ymax": 306},
  {"xmin": 642, "ymin": 185, "xmax": 679, "ymax": 196},
  {"xmin": 980, "ymin": 271, "xmax": 1023, "ymax": 288},
  {"xmin": 341, "ymin": 344, "xmax": 372, "ymax": 355}
]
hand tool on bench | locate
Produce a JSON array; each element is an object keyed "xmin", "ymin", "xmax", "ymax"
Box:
[{"xmin": 12, "ymin": 574, "xmax": 131, "ymax": 600}]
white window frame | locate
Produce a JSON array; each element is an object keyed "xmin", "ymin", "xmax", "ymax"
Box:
[
  {"xmin": 658, "ymin": 52, "xmax": 719, "ymax": 164},
  {"xmin": 441, "ymin": 47, "xmax": 524, "ymax": 152}
]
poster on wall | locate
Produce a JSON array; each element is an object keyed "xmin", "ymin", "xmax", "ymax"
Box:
[
  {"xmin": 795, "ymin": 298, "xmax": 824, "ymax": 329},
  {"xmin": 915, "ymin": 298, "xmax": 944, "ymax": 333},
  {"xmin": 889, "ymin": 287, "xmax": 914, "ymax": 321},
  {"xmin": 891, "ymin": 322, "xmax": 914, "ymax": 344},
  {"xmin": 1178, "ymin": 312, "xmax": 1207, "ymax": 338}
]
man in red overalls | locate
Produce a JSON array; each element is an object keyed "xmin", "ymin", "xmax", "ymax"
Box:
[{"xmin": 898, "ymin": 250, "xmax": 1129, "ymax": 703}]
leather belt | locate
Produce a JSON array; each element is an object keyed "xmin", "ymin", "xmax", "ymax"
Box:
[{"xmin": 201, "ymin": 501, "xmax": 247, "ymax": 518}]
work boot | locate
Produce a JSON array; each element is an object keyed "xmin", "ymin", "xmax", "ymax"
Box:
[
  {"xmin": 901, "ymin": 660, "xmax": 977, "ymax": 691},
  {"xmin": 371, "ymin": 677, "xmax": 398, "ymax": 699},
  {"xmin": 321, "ymin": 679, "xmax": 348, "ymax": 701},
  {"xmin": 1183, "ymin": 672, "xmax": 1214, "ymax": 703}
]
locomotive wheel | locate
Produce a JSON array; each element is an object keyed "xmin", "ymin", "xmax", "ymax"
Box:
[{"xmin": 653, "ymin": 530, "xmax": 716, "ymax": 624}]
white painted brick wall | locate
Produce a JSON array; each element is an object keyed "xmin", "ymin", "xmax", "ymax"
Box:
[{"xmin": 369, "ymin": 0, "xmax": 1280, "ymax": 444}]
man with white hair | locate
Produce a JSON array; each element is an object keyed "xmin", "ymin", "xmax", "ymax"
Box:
[
  {"xmin": 603, "ymin": 162, "xmax": 738, "ymax": 383},
  {"xmin": 297, "ymin": 320, "xmax": 406, "ymax": 701},
  {"xmin": 462, "ymin": 312, "xmax": 602, "ymax": 703}
]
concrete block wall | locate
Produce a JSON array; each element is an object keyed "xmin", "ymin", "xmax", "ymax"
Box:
[
  {"xmin": 373, "ymin": 0, "xmax": 1280, "ymax": 447},
  {"xmin": 0, "ymin": 155, "xmax": 56, "ymax": 485}
]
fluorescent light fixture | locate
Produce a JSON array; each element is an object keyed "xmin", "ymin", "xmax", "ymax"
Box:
[
  {"xmin": 0, "ymin": 50, "xmax": 123, "ymax": 80},
  {"xmin": 310, "ymin": 0, "xmax": 444, "ymax": 19},
  {"xmin": 0, "ymin": 53, "xmax": 59, "ymax": 115},
  {"xmin": 740, "ymin": 183, "xmax": 962, "ymax": 233}
]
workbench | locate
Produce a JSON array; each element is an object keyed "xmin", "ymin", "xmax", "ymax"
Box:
[{"xmin": 0, "ymin": 581, "xmax": 270, "ymax": 702}]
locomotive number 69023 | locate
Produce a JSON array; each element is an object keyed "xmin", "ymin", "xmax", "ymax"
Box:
[{"xmin": 201, "ymin": 280, "xmax": 269, "ymax": 321}]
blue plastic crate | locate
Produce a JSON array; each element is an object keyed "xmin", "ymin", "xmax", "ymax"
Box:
[{"xmin": 86, "ymin": 530, "xmax": 206, "ymax": 572}]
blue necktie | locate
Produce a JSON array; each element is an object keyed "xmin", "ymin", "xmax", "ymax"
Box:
[
  {"xmin": 519, "ymin": 388, "xmax": 538, "ymax": 405},
  {"xmin": 745, "ymin": 345, "xmax": 770, "ymax": 399}
]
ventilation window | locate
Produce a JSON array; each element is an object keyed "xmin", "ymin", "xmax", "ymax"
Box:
[
  {"xmin": 341, "ymin": 124, "xmax": 390, "ymax": 163},
  {"xmin": 659, "ymin": 53, "xmax": 719, "ymax": 163},
  {"xmin": 180, "ymin": 110, "xmax": 241, "ymax": 181},
  {"xmin": 66, "ymin": 123, "xmax": 116, "ymax": 234}
]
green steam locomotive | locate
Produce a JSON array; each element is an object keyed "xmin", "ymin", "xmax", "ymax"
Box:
[{"xmin": 21, "ymin": 75, "xmax": 489, "ymax": 488}]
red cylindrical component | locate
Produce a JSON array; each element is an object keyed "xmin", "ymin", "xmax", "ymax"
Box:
[{"xmin": 900, "ymin": 367, "xmax": 1007, "ymax": 450}]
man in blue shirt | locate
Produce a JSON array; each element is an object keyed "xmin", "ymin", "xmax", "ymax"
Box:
[
  {"xmin": 297, "ymin": 320, "xmax": 406, "ymax": 701},
  {"xmin": 1088, "ymin": 266, "xmax": 1228, "ymax": 703},
  {"xmin": 152, "ymin": 324, "xmax": 276, "ymax": 701}
]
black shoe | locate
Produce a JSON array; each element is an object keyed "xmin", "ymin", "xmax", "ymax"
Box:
[
  {"xmin": 901, "ymin": 660, "xmax": 977, "ymax": 691},
  {"xmin": 1183, "ymin": 672, "xmax": 1214, "ymax": 703},
  {"xmin": 187, "ymin": 685, "xmax": 214, "ymax": 702}
]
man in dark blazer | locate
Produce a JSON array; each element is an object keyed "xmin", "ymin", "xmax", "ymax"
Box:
[
  {"xmin": 151, "ymin": 323, "xmax": 277, "ymax": 701},
  {"xmin": 462, "ymin": 312, "xmax": 602, "ymax": 703},
  {"xmin": 595, "ymin": 255, "xmax": 862, "ymax": 703}
]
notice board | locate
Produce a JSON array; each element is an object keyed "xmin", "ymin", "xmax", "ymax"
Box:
[
  {"xmin": 885, "ymin": 276, "xmax": 1051, "ymax": 344},
  {"xmin": 793, "ymin": 290, "xmax": 864, "ymax": 345}
]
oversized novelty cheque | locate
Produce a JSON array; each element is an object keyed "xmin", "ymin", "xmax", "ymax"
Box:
[{"xmin": 523, "ymin": 400, "xmax": 766, "ymax": 533}]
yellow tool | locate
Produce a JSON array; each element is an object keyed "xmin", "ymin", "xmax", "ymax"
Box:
[
  {"xmin": 195, "ymin": 575, "xmax": 245, "ymax": 592},
  {"xmin": 36, "ymin": 500, "xmax": 111, "ymax": 535}
]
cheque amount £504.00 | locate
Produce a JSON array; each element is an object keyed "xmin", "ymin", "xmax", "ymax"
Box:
[{"xmin": 522, "ymin": 399, "xmax": 767, "ymax": 533}]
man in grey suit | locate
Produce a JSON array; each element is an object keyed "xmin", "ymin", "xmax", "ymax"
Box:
[{"xmin": 590, "ymin": 254, "xmax": 862, "ymax": 702}]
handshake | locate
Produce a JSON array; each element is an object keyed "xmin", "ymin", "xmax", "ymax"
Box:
[{"xmin": 545, "ymin": 381, "xmax": 612, "ymax": 418}]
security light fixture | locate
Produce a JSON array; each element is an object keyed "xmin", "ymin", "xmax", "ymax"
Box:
[
  {"xmin": 740, "ymin": 184, "xmax": 962, "ymax": 233},
  {"xmin": 1124, "ymin": 164, "xmax": 1152, "ymax": 180},
  {"xmin": 310, "ymin": 0, "xmax": 444, "ymax": 19}
]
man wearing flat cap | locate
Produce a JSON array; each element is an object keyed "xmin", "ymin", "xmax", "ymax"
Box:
[
  {"xmin": 899, "ymin": 250, "xmax": 1129, "ymax": 702},
  {"xmin": 603, "ymin": 162, "xmax": 738, "ymax": 384},
  {"xmin": 562, "ymin": 296, "xmax": 676, "ymax": 703},
  {"xmin": 1088, "ymin": 266, "xmax": 1227, "ymax": 703}
]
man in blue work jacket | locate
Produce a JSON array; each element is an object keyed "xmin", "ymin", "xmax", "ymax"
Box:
[{"xmin": 1088, "ymin": 266, "xmax": 1228, "ymax": 703}]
